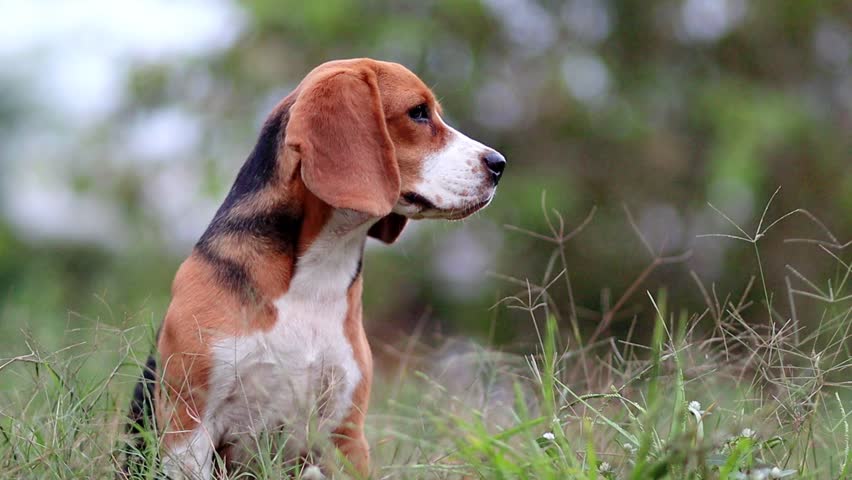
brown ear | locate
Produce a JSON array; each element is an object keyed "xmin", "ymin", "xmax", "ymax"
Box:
[
  {"xmin": 368, "ymin": 213, "xmax": 408, "ymax": 244},
  {"xmin": 285, "ymin": 67, "xmax": 399, "ymax": 217}
]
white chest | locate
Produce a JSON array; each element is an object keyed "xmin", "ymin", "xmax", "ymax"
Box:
[{"xmin": 205, "ymin": 218, "xmax": 367, "ymax": 447}]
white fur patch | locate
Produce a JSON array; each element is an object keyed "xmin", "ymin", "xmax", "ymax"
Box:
[
  {"xmin": 302, "ymin": 465, "xmax": 326, "ymax": 480},
  {"xmin": 163, "ymin": 212, "xmax": 369, "ymax": 479},
  {"xmin": 396, "ymin": 114, "xmax": 498, "ymax": 218},
  {"xmin": 161, "ymin": 427, "xmax": 213, "ymax": 480}
]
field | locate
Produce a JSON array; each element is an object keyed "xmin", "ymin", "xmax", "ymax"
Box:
[
  {"xmin": 1, "ymin": 4, "xmax": 851, "ymax": 478},
  {"xmin": 1, "ymin": 196, "xmax": 849, "ymax": 479}
]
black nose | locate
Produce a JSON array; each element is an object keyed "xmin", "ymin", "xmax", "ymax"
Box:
[{"xmin": 482, "ymin": 151, "xmax": 506, "ymax": 184}]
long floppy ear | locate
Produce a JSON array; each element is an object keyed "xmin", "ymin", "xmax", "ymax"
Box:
[
  {"xmin": 368, "ymin": 212, "xmax": 408, "ymax": 244},
  {"xmin": 285, "ymin": 68, "xmax": 400, "ymax": 217}
]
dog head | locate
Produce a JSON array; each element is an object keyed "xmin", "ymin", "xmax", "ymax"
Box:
[{"xmin": 283, "ymin": 58, "xmax": 506, "ymax": 243}]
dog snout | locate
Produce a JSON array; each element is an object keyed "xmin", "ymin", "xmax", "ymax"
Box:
[{"xmin": 481, "ymin": 150, "xmax": 506, "ymax": 185}]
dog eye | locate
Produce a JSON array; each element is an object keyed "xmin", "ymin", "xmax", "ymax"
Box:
[{"xmin": 408, "ymin": 104, "xmax": 430, "ymax": 123}]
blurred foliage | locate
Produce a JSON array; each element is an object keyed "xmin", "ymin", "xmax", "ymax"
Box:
[{"xmin": 0, "ymin": 0, "xmax": 850, "ymax": 357}]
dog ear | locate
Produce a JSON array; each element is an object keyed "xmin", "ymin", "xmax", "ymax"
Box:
[
  {"xmin": 285, "ymin": 67, "xmax": 400, "ymax": 217},
  {"xmin": 368, "ymin": 213, "xmax": 408, "ymax": 244}
]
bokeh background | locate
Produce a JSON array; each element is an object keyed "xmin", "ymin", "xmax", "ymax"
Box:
[{"xmin": 1, "ymin": 0, "xmax": 850, "ymax": 361}]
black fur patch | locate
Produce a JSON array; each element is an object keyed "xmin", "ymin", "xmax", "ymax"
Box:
[
  {"xmin": 122, "ymin": 354, "xmax": 158, "ymax": 475},
  {"xmin": 218, "ymin": 107, "xmax": 290, "ymax": 213},
  {"xmin": 349, "ymin": 251, "xmax": 364, "ymax": 289},
  {"xmin": 194, "ymin": 103, "xmax": 305, "ymax": 298},
  {"xmin": 128, "ymin": 355, "xmax": 157, "ymax": 433},
  {"xmin": 195, "ymin": 207, "xmax": 303, "ymax": 300},
  {"xmin": 199, "ymin": 208, "xmax": 302, "ymax": 254},
  {"xmin": 195, "ymin": 241, "xmax": 256, "ymax": 298}
]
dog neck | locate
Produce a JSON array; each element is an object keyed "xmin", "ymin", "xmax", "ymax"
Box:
[
  {"xmin": 194, "ymin": 178, "xmax": 375, "ymax": 303},
  {"xmin": 288, "ymin": 208, "xmax": 372, "ymax": 302}
]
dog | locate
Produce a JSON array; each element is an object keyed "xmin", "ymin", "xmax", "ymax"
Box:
[{"xmin": 125, "ymin": 58, "xmax": 506, "ymax": 479}]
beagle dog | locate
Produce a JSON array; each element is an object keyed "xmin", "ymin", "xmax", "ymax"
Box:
[{"xmin": 126, "ymin": 58, "xmax": 505, "ymax": 479}]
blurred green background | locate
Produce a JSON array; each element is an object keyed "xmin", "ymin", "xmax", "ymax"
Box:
[{"xmin": 0, "ymin": 0, "xmax": 850, "ymax": 360}]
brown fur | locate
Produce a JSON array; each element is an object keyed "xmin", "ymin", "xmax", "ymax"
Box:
[{"xmin": 332, "ymin": 276, "xmax": 373, "ymax": 476}]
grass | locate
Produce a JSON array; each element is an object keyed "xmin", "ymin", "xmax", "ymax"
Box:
[{"xmin": 0, "ymin": 191, "xmax": 850, "ymax": 479}]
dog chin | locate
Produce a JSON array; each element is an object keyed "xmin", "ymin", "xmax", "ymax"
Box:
[
  {"xmin": 394, "ymin": 189, "xmax": 496, "ymax": 220},
  {"xmin": 414, "ymin": 197, "xmax": 493, "ymax": 221}
]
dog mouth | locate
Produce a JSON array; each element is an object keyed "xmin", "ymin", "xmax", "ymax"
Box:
[
  {"xmin": 402, "ymin": 192, "xmax": 437, "ymax": 210},
  {"xmin": 439, "ymin": 198, "xmax": 492, "ymax": 220},
  {"xmin": 401, "ymin": 192, "xmax": 493, "ymax": 220}
]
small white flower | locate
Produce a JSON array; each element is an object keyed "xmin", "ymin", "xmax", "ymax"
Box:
[
  {"xmin": 769, "ymin": 467, "xmax": 797, "ymax": 478},
  {"xmin": 688, "ymin": 400, "xmax": 708, "ymax": 440},
  {"xmin": 623, "ymin": 442, "xmax": 637, "ymax": 455},
  {"xmin": 688, "ymin": 400, "xmax": 709, "ymax": 419},
  {"xmin": 750, "ymin": 468, "xmax": 770, "ymax": 480},
  {"xmin": 741, "ymin": 428, "xmax": 756, "ymax": 439},
  {"xmin": 542, "ymin": 431, "xmax": 556, "ymax": 441},
  {"xmin": 598, "ymin": 461, "xmax": 613, "ymax": 473}
]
